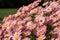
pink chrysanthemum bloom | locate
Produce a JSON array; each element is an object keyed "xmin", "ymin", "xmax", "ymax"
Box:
[
  {"xmin": 36, "ymin": 25, "xmax": 46, "ymax": 36},
  {"xmin": 22, "ymin": 37, "xmax": 31, "ymax": 40},
  {"xmin": 23, "ymin": 16, "xmax": 32, "ymax": 22},
  {"xmin": 36, "ymin": 34, "xmax": 46, "ymax": 40},
  {"xmin": 50, "ymin": 1, "xmax": 59, "ymax": 9},
  {"xmin": 37, "ymin": 7, "xmax": 44, "ymax": 16},
  {"xmin": 44, "ymin": 6, "xmax": 52, "ymax": 13},
  {"xmin": 52, "ymin": 21, "xmax": 60, "ymax": 26},
  {"xmin": 35, "ymin": 15, "xmax": 45, "ymax": 26},
  {"xmin": 30, "ymin": 8, "xmax": 38, "ymax": 15},
  {"xmin": 43, "ymin": 2, "xmax": 48, "ymax": 6},
  {"xmin": 22, "ymin": 30, "xmax": 31, "ymax": 36},
  {"xmin": 26, "ymin": 21, "xmax": 36, "ymax": 30},
  {"xmin": 13, "ymin": 32, "xmax": 22, "ymax": 40}
]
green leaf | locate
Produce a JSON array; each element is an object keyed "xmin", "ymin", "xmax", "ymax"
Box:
[
  {"xmin": 44, "ymin": 24, "xmax": 55, "ymax": 40},
  {"xmin": 47, "ymin": 24, "xmax": 55, "ymax": 33},
  {"xmin": 30, "ymin": 34, "xmax": 36, "ymax": 40}
]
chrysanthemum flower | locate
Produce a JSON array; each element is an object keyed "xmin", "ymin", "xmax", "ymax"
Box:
[
  {"xmin": 22, "ymin": 30, "xmax": 31, "ymax": 36},
  {"xmin": 13, "ymin": 32, "xmax": 21, "ymax": 40},
  {"xmin": 22, "ymin": 37, "xmax": 30, "ymax": 40},
  {"xmin": 26, "ymin": 21, "xmax": 36, "ymax": 30},
  {"xmin": 44, "ymin": 6, "xmax": 52, "ymax": 13},
  {"xmin": 36, "ymin": 34, "xmax": 46, "ymax": 40},
  {"xmin": 35, "ymin": 16, "xmax": 45, "ymax": 25},
  {"xmin": 36, "ymin": 25, "xmax": 46, "ymax": 36},
  {"xmin": 50, "ymin": 1, "xmax": 59, "ymax": 9}
]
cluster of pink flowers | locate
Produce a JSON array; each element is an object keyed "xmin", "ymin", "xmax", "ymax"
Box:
[{"xmin": 0, "ymin": 0, "xmax": 60, "ymax": 40}]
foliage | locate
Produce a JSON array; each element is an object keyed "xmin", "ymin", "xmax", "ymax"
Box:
[{"xmin": 0, "ymin": 9, "xmax": 17, "ymax": 23}]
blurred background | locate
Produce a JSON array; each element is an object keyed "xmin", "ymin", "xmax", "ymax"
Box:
[{"xmin": 0, "ymin": 0, "xmax": 47, "ymax": 23}]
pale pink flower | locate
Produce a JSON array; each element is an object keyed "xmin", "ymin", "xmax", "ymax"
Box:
[
  {"xmin": 14, "ymin": 12, "xmax": 22, "ymax": 18},
  {"xmin": 2, "ymin": 21, "xmax": 12, "ymax": 30},
  {"xmin": 4, "ymin": 20, "xmax": 16, "ymax": 28},
  {"xmin": 35, "ymin": 16, "xmax": 45, "ymax": 25},
  {"xmin": 52, "ymin": 21, "xmax": 60, "ymax": 26},
  {"xmin": 36, "ymin": 25, "xmax": 46, "ymax": 36},
  {"xmin": 44, "ymin": 6, "xmax": 52, "ymax": 13},
  {"xmin": 13, "ymin": 32, "xmax": 21, "ymax": 40},
  {"xmin": 3, "ymin": 38, "xmax": 9, "ymax": 40},
  {"xmin": 28, "ymin": 1, "xmax": 39, "ymax": 10},
  {"xmin": 24, "ymin": 16, "xmax": 32, "ymax": 22},
  {"xmin": 50, "ymin": 1, "xmax": 59, "ymax": 9},
  {"xmin": 30, "ymin": 8, "xmax": 38, "ymax": 15},
  {"xmin": 56, "ymin": 10, "xmax": 60, "ymax": 16},
  {"xmin": 26, "ymin": 21, "xmax": 36, "ymax": 30},
  {"xmin": 22, "ymin": 6, "xmax": 29, "ymax": 11},
  {"xmin": 55, "ymin": 38, "xmax": 60, "ymax": 40},
  {"xmin": 4, "ymin": 33, "xmax": 12, "ymax": 40},
  {"xmin": 36, "ymin": 34, "xmax": 46, "ymax": 40},
  {"xmin": 22, "ymin": 37, "xmax": 30, "ymax": 40},
  {"xmin": 15, "ymin": 25, "xmax": 23, "ymax": 31},
  {"xmin": 51, "ymin": 38, "xmax": 55, "ymax": 40},
  {"xmin": 3, "ymin": 17, "xmax": 10, "ymax": 22},
  {"xmin": 43, "ymin": 2, "xmax": 48, "ymax": 6},
  {"xmin": 37, "ymin": 7, "xmax": 44, "ymax": 16},
  {"xmin": 17, "ymin": 20, "xmax": 26, "ymax": 25},
  {"xmin": 32, "ymin": 1, "xmax": 39, "ymax": 8},
  {"xmin": 3, "ymin": 15, "xmax": 14, "ymax": 22},
  {"xmin": 22, "ymin": 30, "xmax": 31, "ymax": 36},
  {"xmin": 37, "ymin": 0, "xmax": 41, "ymax": 2},
  {"xmin": 50, "ymin": 13, "xmax": 60, "ymax": 23},
  {"xmin": 0, "ymin": 30, "xmax": 2, "ymax": 35},
  {"xmin": 53, "ymin": 26, "xmax": 60, "ymax": 32}
]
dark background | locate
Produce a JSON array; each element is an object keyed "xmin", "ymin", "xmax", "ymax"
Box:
[
  {"xmin": 0, "ymin": 0, "xmax": 46, "ymax": 8},
  {"xmin": 0, "ymin": 0, "xmax": 35, "ymax": 8}
]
